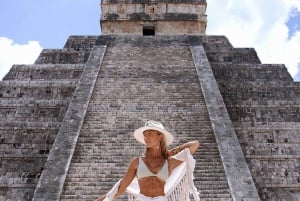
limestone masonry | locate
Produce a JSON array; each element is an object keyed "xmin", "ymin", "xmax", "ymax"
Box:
[
  {"xmin": 101, "ymin": 0, "xmax": 207, "ymax": 35},
  {"xmin": 0, "ymin": 0, "xmax": 300, "ymax": 201}
]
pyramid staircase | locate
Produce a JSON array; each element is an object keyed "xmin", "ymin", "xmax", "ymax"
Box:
[
  {"xmin": 56, "ymin": 36, "xmax": 233, "ymax": 200},
  {"xmin": 1, "ymin": 35, "xmax": 261, "ymax": 201},
  {"xmin": 1, "ymin": 31, "xmax": 299, "ymax": 201}
]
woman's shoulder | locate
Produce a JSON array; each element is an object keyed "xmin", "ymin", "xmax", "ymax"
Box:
[
  {"xmin": 167, "ymin": 157, "xmax": 183, "ymax": 170},
  {"xmin": 127, "ymin": 157, "xmax": 139, "ymax": 170},
  {"xmin": 132, "ymin": 157, "xmax": 140, "ymax": 164}
]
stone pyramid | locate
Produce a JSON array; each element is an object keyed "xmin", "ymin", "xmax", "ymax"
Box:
[{"xmin": 1, "ymin": 1, "xmax": 300, "ymax": 201}]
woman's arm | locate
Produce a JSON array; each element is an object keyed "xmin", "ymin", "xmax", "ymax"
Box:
[
  {"xmin": 168, "ymin": 140, "xmax": 200, "ymax": 156},
  {"xmin": 95, "ymin": 157, "xmax": 138, "ymax": 201}
]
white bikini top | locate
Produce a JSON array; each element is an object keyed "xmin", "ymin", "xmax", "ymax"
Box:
[{"xmin": 137, "ymin": 157, "xmax": 169, "ymax": 182}]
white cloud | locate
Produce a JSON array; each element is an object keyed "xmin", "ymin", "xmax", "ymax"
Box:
[
  {"xmin": 0, "ymin": 37, "xmax": 42, "ymax": 80},
  {"xmin": 206, "ymin": 0, "xmax": 300, "ymax": 81}
]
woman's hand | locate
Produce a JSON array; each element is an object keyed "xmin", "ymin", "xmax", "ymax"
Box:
[
  {"xmin": 187, "ymin": 140, "xmax": 200, "ymax": 154},
  {"xmin": 95, "ymin": 195, "xmax": 105, "ymax": 201}
]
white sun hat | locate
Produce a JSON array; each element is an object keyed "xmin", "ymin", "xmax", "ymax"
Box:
[{"xmin": 134, "ymin": 120, "xmax": 174, "ymax": 146}]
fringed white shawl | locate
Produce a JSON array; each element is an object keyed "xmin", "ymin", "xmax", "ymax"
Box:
[{"xmin": 104, "ymin": 148, "xmax": 200, "ymax": 201}]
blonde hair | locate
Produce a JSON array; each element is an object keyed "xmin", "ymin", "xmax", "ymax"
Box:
[
  {"xmin": 145, "ymin": 134, "xmax": 169, "ymax": 159},
  {"xmin": 160, "ymin": 137, "xmax": 168, "ymax": 159}
]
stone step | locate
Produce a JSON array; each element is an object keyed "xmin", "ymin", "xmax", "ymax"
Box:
[
  {"xmin": 79, "ymin": 124, "xmax": 213, "ymax": 129},
  {"xmin": 0, "ymin": 146, "xmax": 51, "ymax": 157},
  {"xmin": 90, "ymin": 94, "xmax": 205, "ymax": 100},
  {"xmin": 63, "ymin": 35, "xmax": 98, "ymax": 50},
  {"xmin": 76, "ymin": 139, "xmax": 217, "ymax": 144},
  {"xmin": 0, "ymin": 128, "xmax": 57, "ymax": 144},
  {"xmin": 75, "ymin": 133, "xmax": 215, "ymax": 138},
  {"xmin": 62, "ymin": 186, "xmax": 231, "ymax": 195},
  {"xmin": 212, "ymin": 63, "xmax": 292, "ymax": 82},
  {"xmin": 69, "ymin": 152, "xmax": 220, "ymax": 159},
  {"xmin": 0, "ymin": 99, "xmax": 69, "ymax": 106},
  {"xmin": 69, "ymin": 154, "xmax": 222, "ymax": 161},
  {"xmin": 64, "ymin": 174, "xmax": 228, "ymax": 183},
  {"xmin": 86, "ymin": 105, "xmax": 209, "ymax": 111},
  {"xmin": 0, "ymin": 80, "xmax": 77, "ymax": 87},
  {"xmin": 62, "ymin": 179, "xmax": 229, "ymax": 186},
  {"xmin": 61, "ymin": 190, "xmax": 231, "ymax": 199},
  {"xmin": 66, "ymin": 162, "xmax": 227, "ymax": 170},
  {"xmin": 35, "ymin": 49, "xmax": 92, "ymax": 64},
  {"xmin": 0, "ymin": 99, "xmax": 69, "ymax": 121},
  {"xmin": 3, "ymin": 64, "xmax": 84, "ymax": 81},
  {"xmin": 0, "ymin": 80, "xmax": 76, "ymax": 99},
  {"xmin": 66, "ymin": 168, "xmax": 224, "ymax": 176},
  {"xmin": 0, "ymin": 121, "xmax": 60, "ymax": 129},
  {"xmin": 72, "ymin": 144, "xmax": 219, "ymax": 151},
  {"xmin": 71, "ymin": 149, "xmax": 221, "ymax": 155},
  {"xmin": 60, "ymin": 36, "xmax": 231, "ymax": 200}
]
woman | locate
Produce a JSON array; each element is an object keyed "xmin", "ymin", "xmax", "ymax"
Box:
[{"xmin": 95, "ymin": 120, "xmax": 200, "ymax": 201}]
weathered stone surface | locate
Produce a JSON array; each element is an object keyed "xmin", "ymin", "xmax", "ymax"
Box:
[
  {"xmin": 189, "ymin": 36, "xmax": 260, "ymax": 200},
  {"xmin": 57, "ymin": 35, "xmax": 232, "ymax": 201},
  {"xmin": 101, "ymin": 0, "xmax": 207, "ymax": 35},
  {"xmin": 63, "ymin": 35, "xmax": 98, "ymax": 50},
  {"xmin": 33, "ymin": 44, "xmax": 107, "ymax": 201},
  {"xmin": 201, "ymin": 35, "xmax": 300, "ymax": 201},
  {"xmin": 34, "ymin": 36, "xmax": 97, "ymax": 65},
  {"xmin": 3, "ymin": 64, "xmax": 84, "ymax": 81},
  {"xmin": 1, "ymin": 11, "xmax": 299, "ymax": 201},
  {"xmin": 0, "ymin": 36, "xmax": 96, "ymax": 201}
]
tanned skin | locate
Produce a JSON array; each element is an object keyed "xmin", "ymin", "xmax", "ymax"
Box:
[{"xmin": 95, "ymin": 130, "xmax": 200, "ymax": 201}]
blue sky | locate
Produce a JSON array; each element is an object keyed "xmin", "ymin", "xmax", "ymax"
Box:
[
  {"xmin": 0, "ymin": 0, "xmax": 100, "ymax": 48},
  {"xmin": 0, "ymin": 0, "xmax": 300, "ymax": 81},
  {"xmin": 287, "ymin": 7, "xmax": 300, "ymax": 39}
]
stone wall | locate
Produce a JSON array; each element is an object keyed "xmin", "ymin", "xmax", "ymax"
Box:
[
  {"xmin": 101, "ymin": 0, "xmax": 207, "ymax": 35},
  {"xmin": 35, "ymin": 36, "xmax": 97, "ymax": 64},
  {"xmin": 58, "ymin": 35, "xmax": 233, "ymax": 201},
  {"xmin": 0, "ymin": 36, "xmax": 97, "ymax": 201},
  {"xmin": 201, "ymin": 35, "xmax": 300, "ymax": 201},
  {"xmin": 1, "ymin": 34, "xmax": 300, "ymax": 201},
  {"xmin": 101, "ymin": 20, "xmax": 207, "ymax": 35}
]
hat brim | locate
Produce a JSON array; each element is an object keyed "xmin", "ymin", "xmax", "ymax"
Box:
[{"xmin": 134, "ymin": 126, "xmax": 174, "ymax": 146}]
